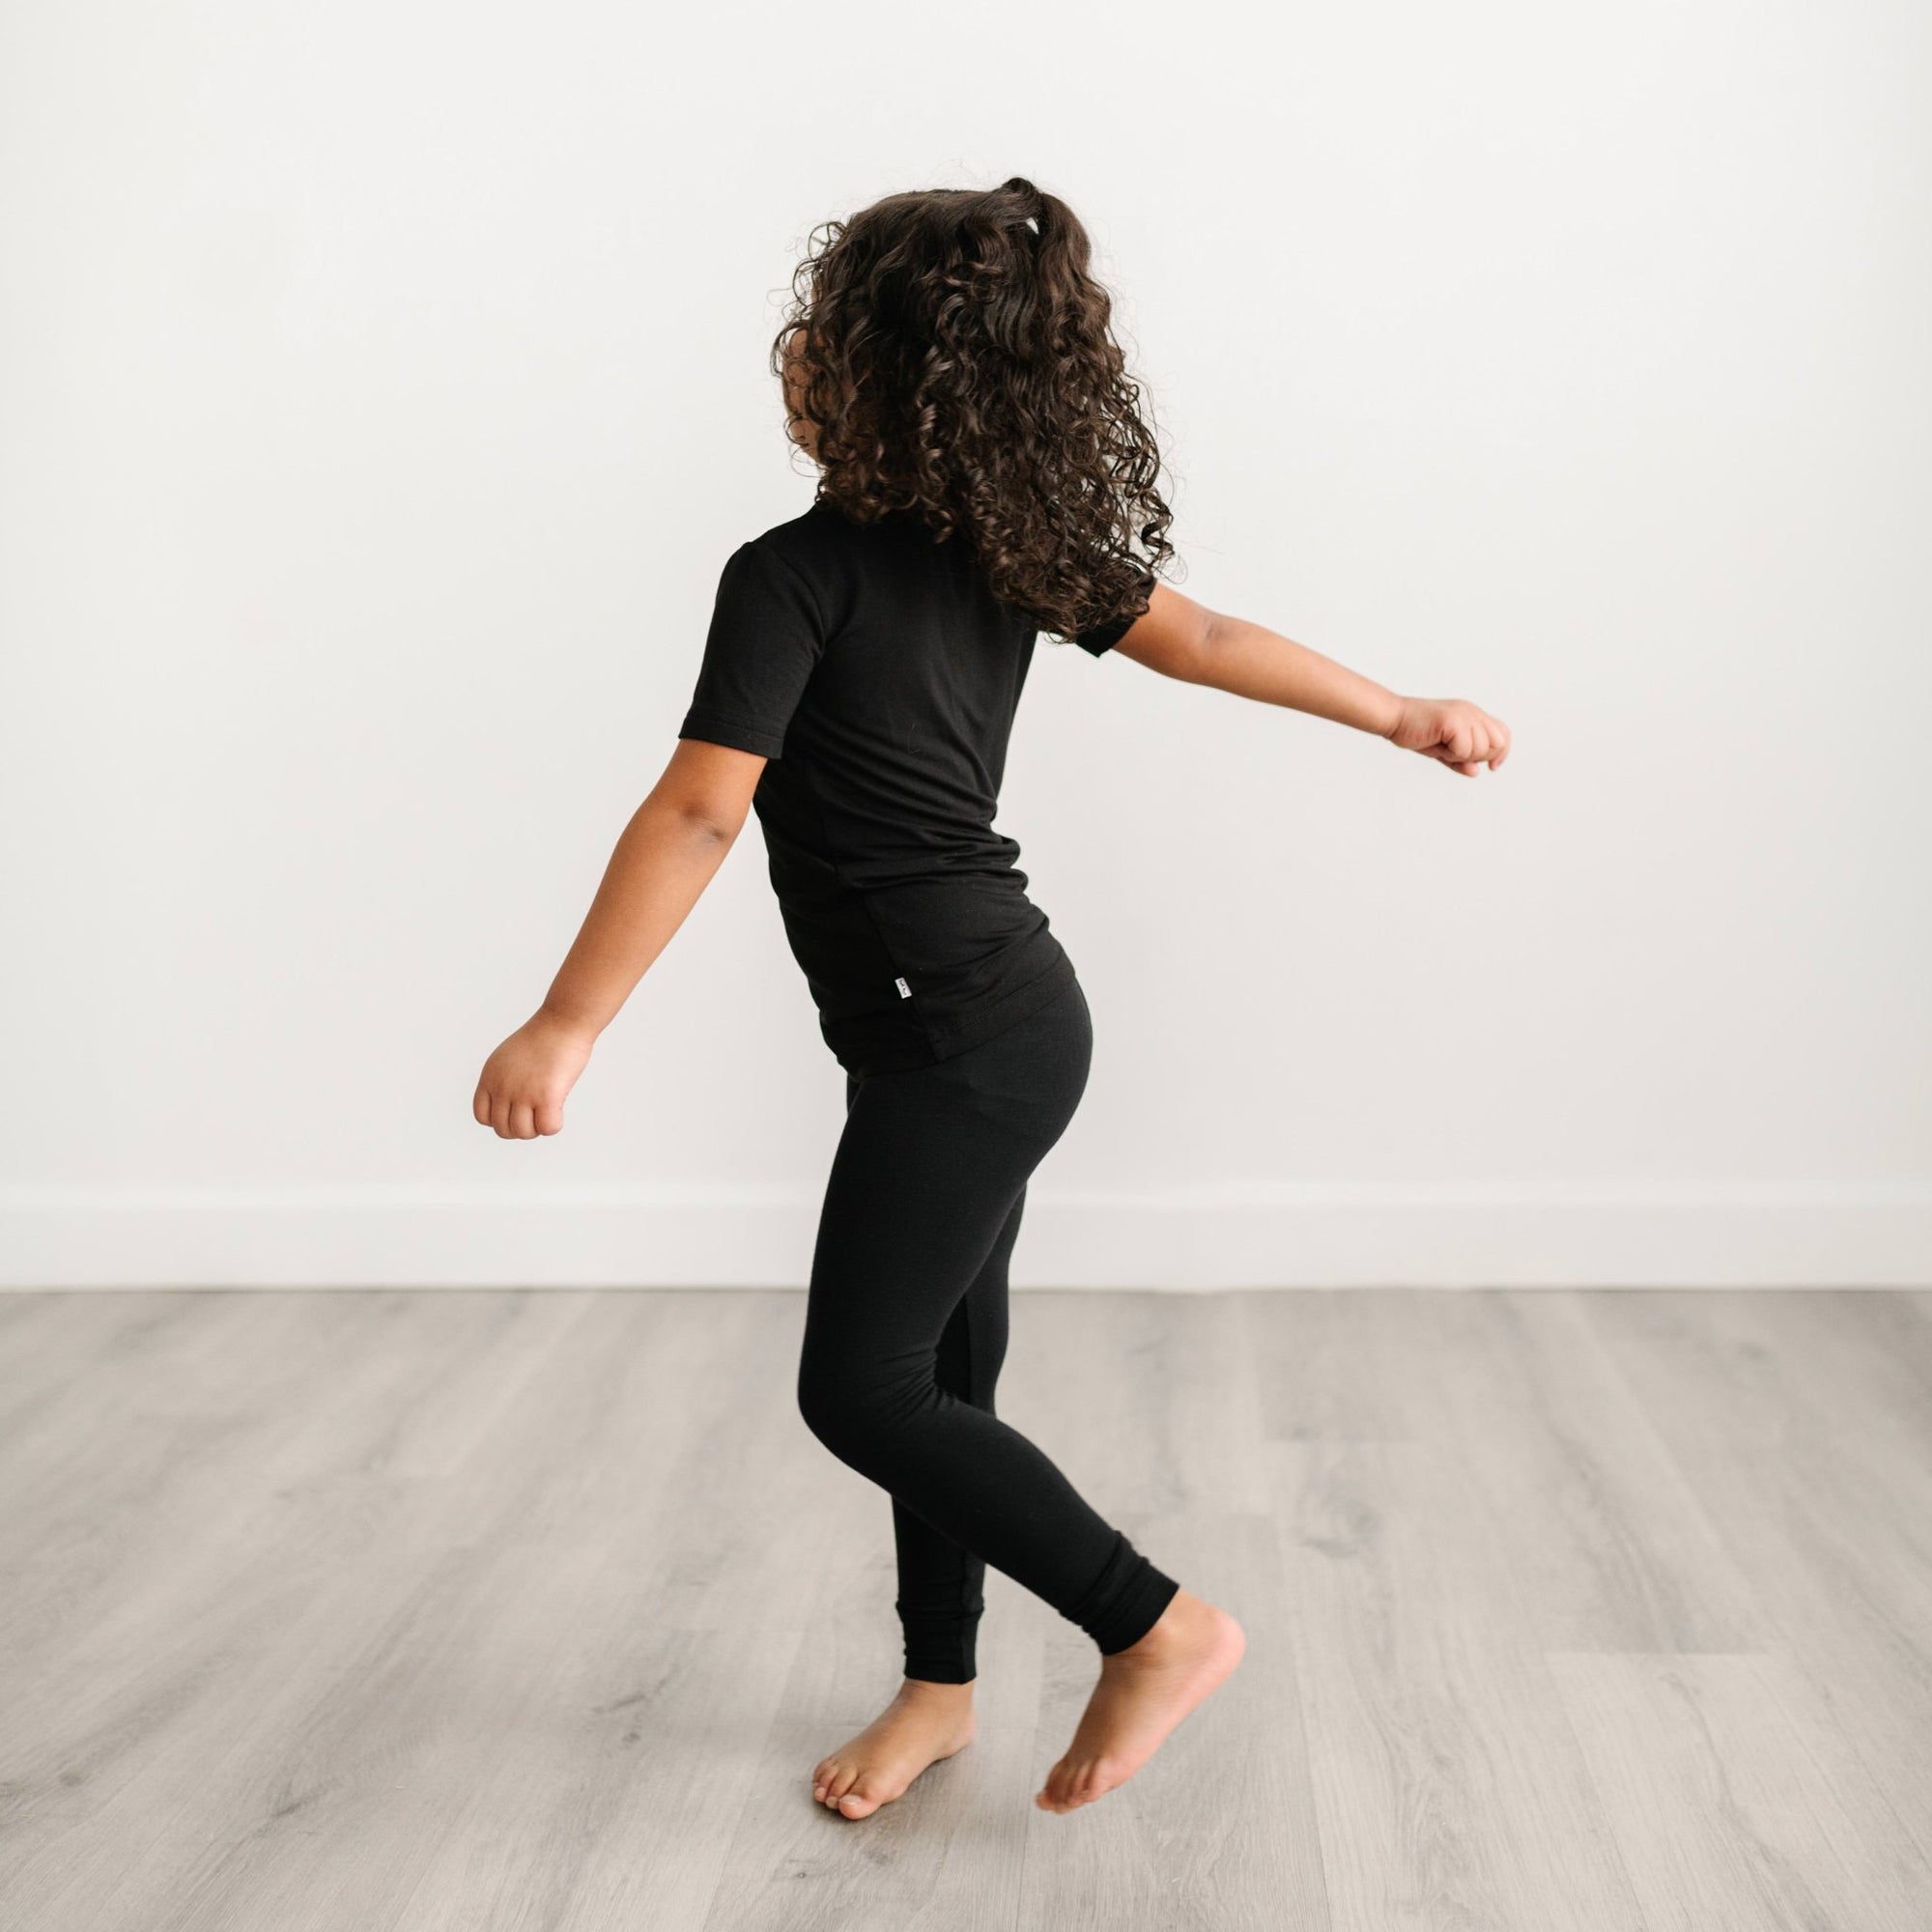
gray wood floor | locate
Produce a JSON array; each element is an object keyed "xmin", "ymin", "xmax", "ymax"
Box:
[{"xmin": 2, "ymin": 1288, "xmax": 1928, "ymax": 1931}]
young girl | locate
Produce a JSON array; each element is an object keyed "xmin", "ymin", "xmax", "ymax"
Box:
[{"xmin": 473, "ymin": 176, "xmax": 1510, "ymax": 1822}]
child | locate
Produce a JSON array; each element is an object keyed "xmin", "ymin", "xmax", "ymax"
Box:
[{"xmin": 473, "ymin": 176, "xmax": 1510, "ymax": 1822}]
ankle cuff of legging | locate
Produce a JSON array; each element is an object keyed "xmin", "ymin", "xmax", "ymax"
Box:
[
  {"xmin": 902, "ymin": 1656, "xmax": 976, "ymax": 1685},
  {"xmin": 902, "ymin": 1628, "xmax": 978, "ymax": 1682},
  {"xmin": 1069, "ymin": 1531, "xmax": 1181, "ymax": 1657},
  {"xmin": 900, "ymin": 1611, "xmax": 980, "ymax": 1685}
]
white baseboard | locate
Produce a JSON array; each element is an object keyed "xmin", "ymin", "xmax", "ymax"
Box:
[{"xmin": 2, "ymin": 1181, "xmax": 1928, "ymax": 1289}]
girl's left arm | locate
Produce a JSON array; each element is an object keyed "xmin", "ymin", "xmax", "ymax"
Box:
[{"xmin": 1111, "ymin": 584, "xmax": 1510, "ymax": 778}]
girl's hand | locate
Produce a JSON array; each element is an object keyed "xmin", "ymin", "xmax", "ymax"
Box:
[
  {"xmin": 472, "ymin": 1010, "xmax": 597, "ymax": 1140},
  {"xmin": 1384, "ymin": 696, "xmax": 1511, "ymax": 776}
]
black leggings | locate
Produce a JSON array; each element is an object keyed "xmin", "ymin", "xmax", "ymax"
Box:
[{"xmin": 796, "ymin": 972, "xmax": 1180, "ymax": 1684}]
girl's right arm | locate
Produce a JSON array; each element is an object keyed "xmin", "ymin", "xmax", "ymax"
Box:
[
  {"xmin": 471, "ymin": 738, "xmax": 765, "ymax": 1140},
  {"xmin": 1110, "ymin": 585, "xmax": 1511, "ymax": 777}
]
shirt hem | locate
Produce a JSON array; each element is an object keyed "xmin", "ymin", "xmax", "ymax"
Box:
[
  {"xmin": 832, "ymin": 947, "xmax": 1078, "ymax": 1078},
  {"xmin": 927, "ymin": 948, "xmax": 1078, "ymax": 1059}
]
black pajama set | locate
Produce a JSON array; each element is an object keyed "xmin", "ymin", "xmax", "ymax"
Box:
[{"xmin": 678, "ymin": 495, "xmax": 1179, "ymax": 1682}]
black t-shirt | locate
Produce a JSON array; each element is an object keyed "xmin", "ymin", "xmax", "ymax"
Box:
[{"xmin": 678, "ymin": 496, "xmax": 1145, "ymax": 1075}]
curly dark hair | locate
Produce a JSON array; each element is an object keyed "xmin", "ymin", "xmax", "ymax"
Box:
[{"xmin": 770, "ymin": 176, "xmax": 1175, "ymax": 642}]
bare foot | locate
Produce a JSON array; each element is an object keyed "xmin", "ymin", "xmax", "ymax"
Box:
[
  {"xmin": 810, "ymin": 1678, "xmax": 978, "ymax": 1819},
  {"xmin": 1035, "ymin": 1589, "xmax": 1245, "ymax": 1814}
]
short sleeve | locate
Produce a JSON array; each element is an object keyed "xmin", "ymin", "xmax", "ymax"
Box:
[
  {"xmin": 678, "ymin": 542, "xmax": 827, "ymax": 758},
  {"xmin": 1068, "ymin": 571, "xmax": 1156, "ymax": 656}
]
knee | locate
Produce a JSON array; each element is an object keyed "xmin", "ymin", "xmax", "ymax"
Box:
[
  {"xmin": 795, "ymin": 1350, "xmax": 863, "ymax": 1457},
  {"xmin": 796, "ymin": 1350, "xmax": 922, "ymax": 1462}
]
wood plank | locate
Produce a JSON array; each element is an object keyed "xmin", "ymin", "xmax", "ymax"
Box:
[
  {"xmin": 1583, "ymin": 1290, "xmax": 1932, "ymax": 1867},
  {"xmin": 1272, "ymin": 1434, "xmax": 1646, "ymax": 1932},
  {"xmin": 1551, "ymin": 1651, "xmax": 1932, "ymax": 1931}
]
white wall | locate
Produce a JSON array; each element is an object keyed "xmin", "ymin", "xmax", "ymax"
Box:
[{"xmin": 3, "ymin": 0, "xmax": 1927, "ymax": 1289}]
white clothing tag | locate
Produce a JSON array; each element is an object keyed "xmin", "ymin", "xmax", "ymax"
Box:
[{"xmin": 895, "ymin": 977, "xmax": 911, "ymax": 999}]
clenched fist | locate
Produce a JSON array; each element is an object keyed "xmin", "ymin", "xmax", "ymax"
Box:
[
  {"xmin": 472, "ymin": 1011, "xmax": 597, "ymax": 1140},
  {"xmin": 1384, "ymin": 697, "xmax": 1511, "ymax": 776}
]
